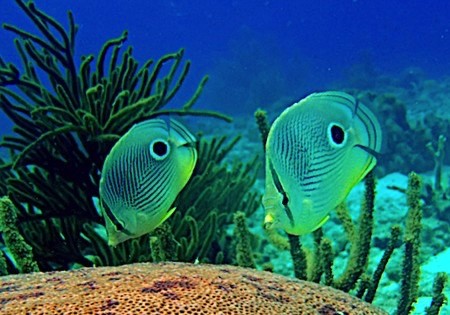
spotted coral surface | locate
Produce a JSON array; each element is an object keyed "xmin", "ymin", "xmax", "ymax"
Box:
[{"xmin": 0, "ymin": 262, "xmax": 387, "ymax": 315}]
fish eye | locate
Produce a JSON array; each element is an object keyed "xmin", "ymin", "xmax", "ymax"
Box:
[
  {"xmin": 327, "ymin": 123, "xmax": 346, "ymax": 147},
  {"xmin": 149, "ymin": 139, "xmax": 170, "ymax": 160}
]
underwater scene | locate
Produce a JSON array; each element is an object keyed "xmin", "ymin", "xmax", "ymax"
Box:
[{"xmin": 0, "ymin": 1, "xmax": 449, "ymax": 314}]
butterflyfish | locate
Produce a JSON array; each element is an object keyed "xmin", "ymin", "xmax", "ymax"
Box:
[
  {"xmin": 99, "ymin": 118, "xmax": 197, "ymax": 246},
  {"xmin": 263, "ymin": 91, "xmax": 382, "ymax": 235}
]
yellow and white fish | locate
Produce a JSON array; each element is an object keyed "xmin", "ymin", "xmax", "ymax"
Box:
[
  {"xmin": 99, "ymin": 118, "xmax": 197, "ymax": 246},
  {"xmin": 263, "ymin": 91, "xmax": 382, "ymax": 235}
]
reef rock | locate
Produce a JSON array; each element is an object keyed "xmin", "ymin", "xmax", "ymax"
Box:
[{"xmin": 0, "ymin": 262, "xmax": 387, "ymax": 314}]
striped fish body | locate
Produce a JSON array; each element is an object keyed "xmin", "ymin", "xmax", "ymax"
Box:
[
  {"xmin": 263, "ymin": 91, "xmax": 382, "ymax": 235},
  {"xmin": 99, "ymin": 118, "xmax": 197, "ymax": 246}
]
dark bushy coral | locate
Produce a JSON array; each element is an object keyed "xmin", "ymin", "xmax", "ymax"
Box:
[
  {"xmin": 0, "ymin": 0, "xmax": 259, "ymax": 271},
  {"xmin": 0, "ymin": 196, "xmax": 38, "ymax": 273}
]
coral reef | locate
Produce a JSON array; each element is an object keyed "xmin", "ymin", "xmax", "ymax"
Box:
[
  {"xmin": 423, "ymin": 135, "xmax": 450, "ymax": 222},
  {"xmin": 337, "ymin": 71, "xmax": 450, "ymax": 175},
  {"xmin": 353, "ymin": 93, "xmax": 430, "ymax": 175},
  {"xmin": 0, "ymin": 2, "xmax": 447, "ymax": 315},
  {"xmin": 253, "ymin": 109, "xmax": 447, "ymax": 315},
  {"xmin": 396, "ymin": 172, "xmax": 423, "ymax": 315},
  {"xmin": 0, "ymin": 0, "xmax": 259, "ymax": 272},
  {"xmin": 333, "ymin": 171, "xmax": 376, "ymax": 293},
  {"xmin": 233, "ymin": 211, "xmax": 256, "ymax": 268},
  {"xmin": 0, "ymin": 262, "xmax": 387, "ymax": 315},
  {"xmin": 425, "ymin": 272, "xmax": 448, "ymax": 315},
  {"xmin": 364, "ymin": 225, "xmax": 401, "ymax": 303},
  {"xmin": 0, "ymin": 196, "xmax": 38, "ymax": 274},
  {"xmin": 426, "ymin": 135, "xmax": 446, "ymax": 191}
]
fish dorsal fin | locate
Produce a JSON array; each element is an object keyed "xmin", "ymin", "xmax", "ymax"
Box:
[
  {"xmin": 306, "ymin": 91, "xmax": 357, "ymax": 114},
  {"xmin": 168, "ymin": 118, "xmax": 196, "ymax": 147}
]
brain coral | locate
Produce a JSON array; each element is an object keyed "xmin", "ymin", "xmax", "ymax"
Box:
[{"xmin": 0, "ymin": 262, "xmax": 387, "ymax": 315}]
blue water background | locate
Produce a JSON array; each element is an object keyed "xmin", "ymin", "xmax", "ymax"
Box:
[{"xmin": 1, "ymin": 0, "xmax": 450, "ymax": 133}]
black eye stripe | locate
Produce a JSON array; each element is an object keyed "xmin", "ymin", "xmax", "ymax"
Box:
[
  {"xmin": 268, "ymin": 161, "xmax": 295, "ymax": 227},
  {"xmin": 101, "ymin": 199, "xmax": 132, "ymax": 236}
]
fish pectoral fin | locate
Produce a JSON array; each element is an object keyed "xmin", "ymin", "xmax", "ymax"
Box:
[{"xmin": 264, "ymin": 213, "xmax": 275, "ymax": 230}]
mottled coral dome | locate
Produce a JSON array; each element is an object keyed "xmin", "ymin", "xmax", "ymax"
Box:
[{"xmin": 0, "ymin": 262, "xmax": 387, "ymax": 314}]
